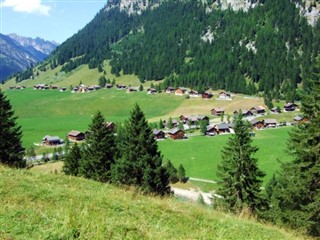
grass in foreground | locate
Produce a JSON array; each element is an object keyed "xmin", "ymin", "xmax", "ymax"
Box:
[{"xmin": 0, "ymin": 165, "xmax": 310, "ymax": 240}]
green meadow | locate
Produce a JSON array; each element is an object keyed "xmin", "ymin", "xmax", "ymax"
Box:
[
  {"xmin": 159, "ymin": 127, "xmax": 292, "ymax": 186},
  {"xmin": 4, "ymin": 84, "xmax": 294, "ymax": 190}
]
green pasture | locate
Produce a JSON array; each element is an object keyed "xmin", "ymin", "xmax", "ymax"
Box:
[
  {"xmin": 159, "ymin": 127, "xmax": 293, "ymax": 185},
  {"xmin": 6, "ymin": 88, "xmax": 184, "ymax": 147}
]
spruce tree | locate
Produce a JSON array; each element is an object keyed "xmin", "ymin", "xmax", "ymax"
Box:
[
  {"xmin": 0, "ymin": 89, "xmax": 25, "ymax": 168},
  {"xmin": 63, "ymin": 142, "xmax": 81, "ymax": 176},
  {"xmin": 165, "ymin": 160, "xmax": 179, "ymax": 184},
  {"xmin": 266, "ymin": 63, "xmax": 320, "ymax": 236},
  {"xmin": 216, "ymin": 112, "xmax": 266, "ymax": 213},
  {"xmin": 79, "ymin": 111, "xmax": 116, "ymax": 182},
  {"xmin": 177, "ymin": 164, "xmax": 186, "ymax": 183},
  {"xmin": 112, "ymin": 104, "xmax": 170, "ymax": 195}
]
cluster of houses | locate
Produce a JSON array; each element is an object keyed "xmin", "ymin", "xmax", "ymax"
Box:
[
  {"xmin": 164, "ymin": 87, "xmax": 232, "ymax": 100},
  {"xmin": 7, "ymin": 85, "xmax": 26, "ymax": 90},
  {"xmin": 33, "ymin": 84, "xmax": 67, "ymax": 92}
]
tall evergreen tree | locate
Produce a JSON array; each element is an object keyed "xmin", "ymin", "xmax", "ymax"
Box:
[
  {"xmin": 266, "ymin": 61, "xmax": 320, "ymax": 236},
  {"xmin": 0, "ymin": 89, "xmax": 25, "ymax": 168},
  {"xmin": 112, "ymin": 104, "xmax": 170, "ymax": 195},
  {"xmin": 79, "ymin": 111, "xmax": 116, "ymax": 182},
  {"xmin": 63, "ymin": 142, "xmax": 81, "ymax": 176},
  {"xmin": 216, "ymin": 112, "xmax": 266, "ymax": 213}
]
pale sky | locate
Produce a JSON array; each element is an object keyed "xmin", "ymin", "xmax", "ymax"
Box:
[{"xmin": 0, "ymin": 0, "xmax": 107, "ymax": 43}]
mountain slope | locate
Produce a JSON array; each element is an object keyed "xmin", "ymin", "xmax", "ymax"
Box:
[
  {"xmin": 0, "ymin": 34, "xmax": 58, "ymax": 83},
  {"xmin": 48, "ymin": 0, "xmax": 320, "ymax": 101},
  {"xmin": 0, "ymin": 165, "xmax": 310, "ymax": 240}
]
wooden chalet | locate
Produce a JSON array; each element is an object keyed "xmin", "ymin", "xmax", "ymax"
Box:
[
  {"xmin": 168, "ymin": 128, "xmax": 185, "ymax": 140},
  {"xmin": 206, "ymin": 125, "xmax": 217, "ymax": 136},
  {"xmin": 165, "ymin": 87, "xmax": 175, "ymax": 94},
  {"xmin": 250, "ymin": 106, "xmax": 266, "ymax": 114},
  {"xmin": 68, "ymin": 130, "xmax": 85, "ymax": 142},
  {"xmin": 153, "ymin": 129, "xmax": 165, "ymax": 140},
  {"xmin": 264, "ymin": 119, "xmax": 277, "ymax": 128},
  {"xmin": 147, "ymin": 88, "xmax": 157, "ymax": 94},
  {"xmin": 126, "ymin": 87, "xmax": 139, "ymax": 93},
  {"xmin": 105, "ymin": 83, "xmax": 113, "ymax": 88},
  {"xmin": 214, "ymin": 123, "xmax": 230, "ymax": 134},
  {"xmin": 42, "ymin": 136, "xmax": 63, "ymax": 146},
  {"xmin": 189, "ymin": 90, "xmax": 199, "ymax": 97},
  {"xmin": 293, "ymin": 115, "xmax": 308, "ymax": 124},
  {"xmin": 270, "ymin": 107, "xmax": 281, "ymax": 114},
  {"xmin": 175, "ymin": 87, "xmax": 188, "ymax": 96},
  {"xmin": 164, "ymin": 119, "xmax": 178, "ymax": 128},
  {"xmin": 250, "ymin": 119, "xmax": 264, "ymax": 129},
  {"xmin": 233, "ymin": 109, "xmax": 254, "ymax": 117},
  {"xmin": 50, "ymin": 85, "xmax": 58, "ymax": 89},
  {"xmin": 284, "ymin": 102, "xmax": 299, "ymax": 112},
  {"xmin": 202, "ymin": 91, "xmax": 213, "ymax": 99},
  {"xmin": 116, "ymin": 84, "xmax": 126, "ymax": 90},
  {"xmin": 211, "ymin": 107, "xmax": 225, "ymax": 116},
  {"xmin": 179, "ymin": 115, "xmax": 189, "ymax": 123},
  {"xmin": 59, "ymin": 87, "xmax": 67, "ymax": 92},
  {"xmin": 197, "ymin": 115, "xmax": 209, "ymax": 122},
  {"xmin": 218, "ymin": 91, "xmax": 232, "ymax": 100}
]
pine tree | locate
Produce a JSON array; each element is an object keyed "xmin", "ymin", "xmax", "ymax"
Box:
[
  {"xmin": 159, "ymin": 119, "xmax": 164, "ymax": 129},
  {"xmin": 216, "ymin": 113, "xmax": 266, "ymax": 213},
  {"xmin": 79, "ymin": 111, "xmax": 116, "ymax": 182},
  {"xmin": 0, "ymin": 89, "xmax": 25, "ymax": 168},
  {"xmin": 266, "ymin": 62, "xmax": 320, "ymax": 236},
  {"xmin": 111, "ymin": 104, "xmax": 170, "ymax": 195},
  {"xmin": 165, "ymin": 160, "xmax": 179, "ymax": 183},
  {"xmin": 63, "ymin": 142, "xmax": 82, "ymax": 176},
  {"xmin": 177, "ymin": 164, "xmax": 186, "ymax": 183}
]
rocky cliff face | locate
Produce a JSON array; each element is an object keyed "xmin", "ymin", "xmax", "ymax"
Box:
[
  {"xmin": 296, "ymin": 0, "xmax": 320, "ymax": 26},
  {"xmin": 106, "ymin": 0, "xmax": 161, "ymax": 14},
  {"xmin": 214, "ymin": 0, "xmax": 260, "ymax": 12}
]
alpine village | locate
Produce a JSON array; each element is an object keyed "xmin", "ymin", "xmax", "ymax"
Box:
[{"xmin": 1, "ymin": 0, "xmax": 320, "ymax": 239}]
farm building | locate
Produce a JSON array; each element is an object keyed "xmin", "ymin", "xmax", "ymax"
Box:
[
  {"xmin": 293, "ymin": 115, "xmax": 308, "ymax": 124},
  {"xmin": 189, "ymin": 90, "xmax": 199, "ymax": 97},
  {"xmin": 218, "ymin": 91, "xmax": 232, "ymax": 100},
  {"xmin": 147, "ymin": 88, "xmax": 157, "ymax": 94},
  {"xmin": 284, "ymin": 102, "xmax": 299, "ymax": 112},
  {"xmin": 233, "ymin": 109, "xmax": 254, "ymax": 117},
  {"xmin": 250, "ymin": 119, "xmax": 264, "ymax": 129},
  {"xmin": 197, "ymin": 115, "xmax": 209, "ymax": 122},
  {"xmin": 165, "ymin": 87, "xmax": 175, "ymax": 94},
  {"xmin": 270, "ymin": 107, "xmax": 281, "ymax": 114},
  {"xmin": 202, "ymin": 91, "xmax": 213, "ymax": 99},
  {"xmin": 264, "ymin": 119, "xmax": 277, "ymax": 128},
  {"xmin": 168, "ymin": 128, "xmax": 185, "ymax": 140},
  {"xmin": 214, "ymin": 123, "xmax": 230, "ymax": 134},
  {"xmin": 211, "ymin": 108, "xmax": 225, "ymax": 116},
  {"xmin": 250, "ymin": 106, "xmax": 266, "ymax": 114},
  {"xmin": 42, "ymin": 136, "xmax": 63, "ymax": 146},
  {"xmin": 105, "ymin": 121, "xmax": 116, "ymax": 131},
  {"xmin": 116, "ymin": 84, "xmax": 126, "ymax": 90},
  {"xmin": 68, "ymin": 130, "xmax": 85, "ymax": 142},
  {"xmin": 175, "ymin": 87, "xmax": 188, "ymax": 95},
  {"xmin": 126, "ymin": 87, "xmax": 139, "ymax": 93},
  {"xmin": 105, "ymin": 83, "xmax": 113, "ymax": 88},
  {"xmin": 153, "ymin": 129, "xmax": 165, "ymax": 140},
  {"xmin": 206, "ymin": 125, "xmax": 217, "ymax": 136}
]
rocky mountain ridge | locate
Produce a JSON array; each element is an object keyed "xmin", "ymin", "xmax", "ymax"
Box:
[{"xmin": 0, "ymin": 34, "xmax": 58, "ymax": 82}]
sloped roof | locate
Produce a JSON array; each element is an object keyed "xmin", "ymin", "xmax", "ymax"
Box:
[
  {"xmin": 68, "ymin": 130, "xmax": 84, "ymax": 137},
  {"xmin": 168, "ymin": 128, "xmax": 183, "ymax": 135},
  {"xmin": 215, "ymin": 123, "xmax": 229, "ymax": 130},
  {"xmin": 264, "ymin": 119, "xmax": 277, "ymax": 124}
]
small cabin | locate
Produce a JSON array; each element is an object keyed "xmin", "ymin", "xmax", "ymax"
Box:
[
  {"xmin": 147, "ymin": 88, "xmax": 157, "ymax": 94},
  {"xmin": 218, "ymin": 91, "xmax": 232, "ymax": 100},
  {"xmin": 168, "ymin": 128, "xmax": 185, "ymax": 140},
  {"xmin": 68, "ymin": 130, "xmax": 85, "ymax": 142},
  {"xmin": 189, "ymin": 90, "xmax": 199, "ymax": 97},
  {"xmin": 264, "ymin": 119, "xmax": 277, "ymax": 128},
  {"xmin": 206, "ymin": 125, "xmax": 217, "ymax": 136},
  {"xmin": 175, "ymin": 87, "xmax": 188, "ymax": 96},
  {"xmin": 42, "ymin": 136, "xmax": 63, "ymax": 146},
  {"xmin": 165, "ymin": 87, "xmax": 175, "ymax": 94},
  {"xmin": 126, "ymin": 87, "xmax": 139, "ymax": 93},
  {"xmin": 153, "ymin": 129, "xmax": 165, "ymax": 140},
  {"xmin": 214, "ymin": 123, "xmax": 230, "ymax": 134},
  {"xmin": 284, "ymin": 103, "xmax": 298, "ymax": 112},
  {"xmin": 250, "ymin": 106, "xmax": 266, "ymax": 115},
  {"xmin": 211, "ymin": 108, "xmax": 225, "ymax": 116},
  {"xmin": 250, "ymin": 119, "xmax": 264, "ymax": 129},
  {"xmin": 202, "ymin": 92, "xmax": 213, "ymax": 99}
]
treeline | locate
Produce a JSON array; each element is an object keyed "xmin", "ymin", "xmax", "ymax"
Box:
[
  {"xmin": 49, "ymin": 0, "xmax": 320, "ymax": 101},
  {"xmin": 214, "ymin": 59, "xmax": 320, "ymax": 237},
  {"xmin": 63, "ymin": 104, "xmax": 186, "ymax": 195}
]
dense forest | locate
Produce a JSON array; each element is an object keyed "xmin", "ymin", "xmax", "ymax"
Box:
[{"xmin": 46, "ymin": 0, "xmax": 320, "ymax": 100}]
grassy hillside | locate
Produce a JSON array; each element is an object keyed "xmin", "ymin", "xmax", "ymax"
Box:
[{"xmin": 0, "ymin": 165, "xmax": 310, "ymax": 240}]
